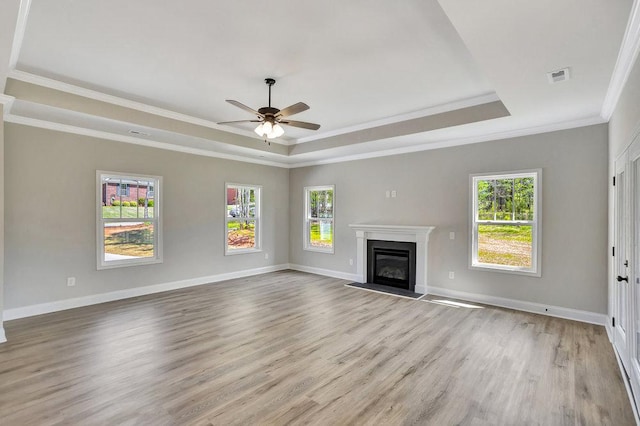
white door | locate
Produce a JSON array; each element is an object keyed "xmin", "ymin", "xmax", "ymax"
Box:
[
  {"xmin": 628, "ymin": 138, "xmax": 640, "ymax": 399},
  {"xmin": 614, "ymin": 152, "xmax": 631, "ymax": 371}
]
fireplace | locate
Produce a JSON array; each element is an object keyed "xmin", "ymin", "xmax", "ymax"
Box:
[
  {"xmin": 367, "ymin": 240, "xmax": 416, "ymax": 292},
  {"xmin": 349, "ymin": 224, "xmax": 435, "ymax": 294}
]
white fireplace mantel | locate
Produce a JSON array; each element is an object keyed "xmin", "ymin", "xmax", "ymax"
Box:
[{"xmin": 349, "ymin": 224, "xmax": 436, "ymax": 294}]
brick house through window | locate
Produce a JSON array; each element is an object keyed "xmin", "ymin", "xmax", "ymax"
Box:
[{"xmin": 102, "ymin": 179, "xmax": 155, "ymax": 206}]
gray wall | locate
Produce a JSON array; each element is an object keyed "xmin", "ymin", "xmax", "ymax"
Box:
[
  {"xmin": 290, "ymin": 125, "xmax": 609, "ymax": 313},
  {"xmin": 4, "ymin": 124, "xmax": 290, "ymax": 309}
]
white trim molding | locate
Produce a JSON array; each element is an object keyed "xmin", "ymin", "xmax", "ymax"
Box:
[
  {"xmin": 7, "ymin": 70, "xmax": 273, "ymax": 144},
  {"xmin": 427, "ymin": 285, "xmax": 606, "ymax": 326},
  {"xmin": 0, "ymin": 326, "xmax": 6, "ymax": 343},
  {"xmin": 602, "ymin": 0, "xmax": 640, "ymax": 120},
  {"xmin": 297, "ymin": 92, "xmax": 500, "ymax": 144},
  {"xmin": 3, "ymin": 264, "xmax": 289, "ymax": 321},
  {"xmin": 288, "ymin": 263, "xmax": 359, "ymax": 282},
  {"xmin": 3, "ymin": 114, "xmax": 289, "ymax": 168},
  {"xmin": 348, "ymin": 224, "xmax": 436, "ymax": 294},
  {"xmin": 8, "ymin": 0, "xmax": 32, "ymax": 69}
]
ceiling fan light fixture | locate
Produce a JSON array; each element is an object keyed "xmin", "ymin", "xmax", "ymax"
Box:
[
  {"xmin": 219, "ymin": 78, "xmax": 319, "ymax": 142},
  {"xmin": 268, "ymin": 123, "xmax": 285, "ymax": 139},
  {"xmin": 262, "ymin": 120, "xmax": 273, "ymax": 135}
]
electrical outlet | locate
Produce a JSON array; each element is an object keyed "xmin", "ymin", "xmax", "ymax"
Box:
[
  {"xmin": 385, "ymin": 190, "xmax": 390, "ymax": 198},
  {"xmin": 448, "ymin": 272, "xmax": 455, "ymax": 279},
  {"xmin": 67, "ymin": 277, "xmax": 76, "ymax": 287},
  {"xmin": 264, "ymin": 253, "xmax": 269, "ymax": 260},
  {"xmin": 349, "ymin": 258, "xmax": 354, "ymax": 266},
  {"xmin": 391, "ymin": 190, "xmax": 397, "ymax": 198},
  {"xmin": 449, "ymin": 232, "xmax": 455, "ymax": 240}
]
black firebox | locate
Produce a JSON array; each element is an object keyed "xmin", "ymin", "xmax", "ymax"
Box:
[{"xmin": 367, "ymin": 240, "xmax": 416, "ymax": 292}]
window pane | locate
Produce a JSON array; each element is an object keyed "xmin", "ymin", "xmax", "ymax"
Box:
[
  {"xmin": 309, "ymin": 219, "xmax": 333, "ymax": 249},
  {"xmin": 514, "ymin": 177, "xmax": 534, "ymax": 220},
  {"xmin": 310, "ymin": 190, "xmax": 334, "ymax": 218},
  {"xmin": 104, "ymin": 222, "xmax": 155, "ymax": 260},
  {"xmin": 227, "ymin": 219, "xmax": 256, "ymax": 250},
  {"xmin": 495, "ymin": 179, "xmax": 513, "ymax": 220},
  {"xmin": 102, "ymin": 178, "xmax": 155, "ymax": 219},
  {"xmin": 477, "ymin": 179, "xmax": 495, "ymax": 220},
  {"xmin": 227, "ymin": 186, "xmax": 255, "ymax": 219},
  {"xmin": 477, "ymin": 224, "xmax": 532, "ymax": 268}
]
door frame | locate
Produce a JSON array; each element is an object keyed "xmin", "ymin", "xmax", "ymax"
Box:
[{"xmin": 614, "ymin": 150, "xmax": 631, "ymax": 372}]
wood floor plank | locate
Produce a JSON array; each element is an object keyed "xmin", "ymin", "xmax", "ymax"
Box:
[{"xmin": 0, "ymin": 270, "xmax": 634, "ymax": 425}]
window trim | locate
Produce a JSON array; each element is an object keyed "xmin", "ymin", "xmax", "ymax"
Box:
[
  {"xmin": 469, "ymin": 169, "xmax": 542, "ymax": 276},
  {"xmin": 96, "ymin": 171, "xmax": 163, "ymax": 270},
  {"xmin": 304, "ymin": 185, "xmax": 335, "ymax": 254},
  {"xmin": 224, "ymin": 183, "xmax": 262, "ymax": 256}
]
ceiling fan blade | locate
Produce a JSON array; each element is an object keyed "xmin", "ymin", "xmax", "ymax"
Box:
[
  {"xmin": 226, "ymin": 100, "xmax": 263, "ymax": 117},
  {"xmin": 276, "ymin": 102, "xmax": 309, "ymax": 118},
  {"xmin": 280, "ymin": 120, "xmax": 321, "ymax": 131},
  {"xmin": 217, "ymin": 120, "xmax": 262, "ymax": 125}
]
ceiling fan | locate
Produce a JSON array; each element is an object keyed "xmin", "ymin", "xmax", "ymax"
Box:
[{"xmin": 218, "ymin": 78, "xmax": 320, "ymax": 143}]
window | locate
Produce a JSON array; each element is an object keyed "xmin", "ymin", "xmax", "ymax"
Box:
[
  {"xmin": 470, "ymin": 170, "xmax": 541, "ymax": 275},
  {"xmin": 97, "ymin": 171, "xmax": 162, "ymax": 269},
  {"xmin": 225, "ymin": 183, "xmax": 261, "ymax": 254},
  {"xmin": 304, "ymin": 185, "xmax": 335, "ymax": 253},
  {"xmin": 117, "ymin": 183, "xmax": 130, "ymax": 197}
]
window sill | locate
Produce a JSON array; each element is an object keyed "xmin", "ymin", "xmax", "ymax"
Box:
[
  {"xmin": 304, "ymin": 247, "xmax": 335, "ymax": 254},
  {"xmin": 470, "ymin": 263, "xmax": 541, "ymax": 277},
  {"xmin": 225, "ymin": 248, "xmax": 262, "ymax": 256},
  {"xmin": 98, "ymin": 258, "xmax": 163, "ymax": 270}
]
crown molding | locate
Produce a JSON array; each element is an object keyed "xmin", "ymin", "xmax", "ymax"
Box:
[
  {"xmin": 289, "ymin": 115, "xmax": 606, "ymax": 168},
  {"xmin": 601, "ymin": 0, "xmax": 640, "ymax": 120},
  {"xmin": 4, "ymin": 114, "xmax": 291, "ymax": 168},
  {"xmin": 296, "ymin": 92, "xmax": 500, "ymax": 144},
  {"xmin": 4, "ymin": 109, "xmax": 605, "ymax": 170},
  {"xmin": 7, "ymin": 69, "xmax": 294, "ymax": 146},
  {"xmin": 8, "ymin": 0, "xmax": 32, "ymax": 69},
  {"xmin": 0, "ymin": 94, "xmax": 15, "ymax": 108}
]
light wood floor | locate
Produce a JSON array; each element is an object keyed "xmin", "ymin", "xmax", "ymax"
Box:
[{"xmin": 0, "ymin": 270, "xmax": 634, "ymax": 425}]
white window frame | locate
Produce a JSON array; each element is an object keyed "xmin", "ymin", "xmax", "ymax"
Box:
[
  {"xmin": 469, "ymin": 169, "xmax": 542, "ymax": 276},
  {"xmin": 96, "ymin": 171, "xmax": 163, "ymax": 270},
  {"xmin": 225, "ymin": 183, "xmax": 261, "ymax": 255},
  {"xmin": 304, "ymin": 185, "xmax": 335, "ymax": 254}
]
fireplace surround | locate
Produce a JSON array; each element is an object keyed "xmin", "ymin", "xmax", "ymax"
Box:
[{"xmin": 349, "ymin": 224, "xmax": 436, "ymax": 294}]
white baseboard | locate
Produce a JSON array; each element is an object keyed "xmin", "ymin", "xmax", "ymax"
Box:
[
  {"xmin": 3, "ymin": 264, "xmax": 289, "ymax": 321},
  {"xmin": 612, "ymin": 342, "xmax": 640, "ymax": 425},
  {"xmin": 606, "ymin": 321, "xmax": 614, "ymax": 342},
  {"xmin": 288, "ymin": 264, "xmax": 359, "ymax": 282},
  {"xmin": 427, "ymin": 286, "xmax": 607, "ymax": 326},
  {"xmin": 0, "ymin": 326, "xmax": 6, "ymax": 343}
]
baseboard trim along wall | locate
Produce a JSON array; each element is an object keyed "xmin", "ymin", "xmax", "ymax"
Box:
[
  {"xmin": 286, "ymin": 265, "xmax": 606, "ymax": 326},
  {"xmin": 3, "ymin": 264, "xmax": 289, "ymax": 321},
  {"xmin": 427, "ymin": 286, "xmax": 607, "ymax": 326},
  {"xmin": 606, "ymin": 321, "xmax": 614, "ymax": 342},
  {"xmin": 0, "ymin": 327, "xmax": 6, "ymax": 343},
  {"xmin": 288, "ymin": 264, "xmax": 360, "ymax": 283}
]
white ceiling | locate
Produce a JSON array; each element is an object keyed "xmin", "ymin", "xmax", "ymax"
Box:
[{"xmin": 0, "ymin": 0, "xmax": 636, "ymax": 166}]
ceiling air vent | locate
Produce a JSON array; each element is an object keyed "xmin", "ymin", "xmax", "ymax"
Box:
[
  {"xmin": 128, "ymin": 129, "xmax": 150, "ymax": 137},
  {"xmin": 547, "ymin": 67, "xmax": 571, "ymax": 84}
]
